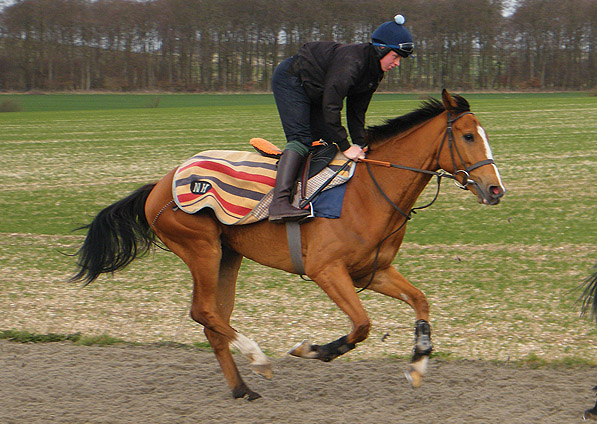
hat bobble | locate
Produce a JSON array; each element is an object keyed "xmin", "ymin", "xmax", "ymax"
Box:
[{"xmin": 394, "ymin": 14, "xmax": 405, "ymax": 25}]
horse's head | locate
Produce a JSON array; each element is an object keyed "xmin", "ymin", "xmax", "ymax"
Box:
[{"xmin": 437, "ymin": 90, "xmax": 506, "ymax": 205}]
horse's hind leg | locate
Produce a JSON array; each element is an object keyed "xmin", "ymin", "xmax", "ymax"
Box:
[
  {"xmin": 203, "ymin": 246, "xmax": 268, "ymax": 400},
  {"xmin": 152, "ymin": 210, "xmax": 270, "ymax": 400},
  {"xmin": 360, "ymin": 266, "xmax": 433, "ymax": 388},
  {"xmin": 186, "ymin": 238, "xmax": 271, "ymax": 399}
]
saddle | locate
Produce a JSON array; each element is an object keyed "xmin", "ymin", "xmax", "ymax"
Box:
[{"xmin": 250, "ymin": 137, "xmax": 340, "ymax": 181}]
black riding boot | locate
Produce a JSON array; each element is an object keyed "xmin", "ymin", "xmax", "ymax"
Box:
[{"xmin": 269, "ymin": 150, "xmax": 310, "ymax": 223}]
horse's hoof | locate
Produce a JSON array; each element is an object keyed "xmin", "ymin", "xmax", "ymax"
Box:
[
  {"xmin": 232, "ymin": 387, "xmax": 261, "ymax": 401},
  {"xmin": 405, "ymin": 366, "xmax": 423, "ymax": 388},
  {"xmin": 405, "ymin": 356, "xmax": 429, "ymax": 388},
  {"xmin": 246, "ymin": 391, "xmax": 262, "ymax": 401},
  {"xmin": 288, "ymin": 340, "xmax": 319, "ymax": 359},
  {"xmin": 252, "ymin": 363, "xmax": 273, "ymax": 380},
  {"xmin": 584, "ymin": 408, "xmax": 597, "ymax": 420}
]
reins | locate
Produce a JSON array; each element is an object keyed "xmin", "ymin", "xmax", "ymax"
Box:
[{"xmin": 356, "ymin": 110, "xmax": 494, "ymax": 293}]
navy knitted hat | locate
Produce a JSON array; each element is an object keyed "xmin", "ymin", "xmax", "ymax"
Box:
[{"xmin": 371, "ymin": 15, "xmax": 414, "ymax": 58}]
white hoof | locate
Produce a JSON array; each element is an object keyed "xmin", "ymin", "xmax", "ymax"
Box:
[
  {"xmin": 252, "ymin": 363, "xmax": 273, "ymax": 380},
  {"xmin": 405, "ymin": 356, "xmax": 429, "ymax": 388},
  {"xmin": 289, "ymin": 340, "xmax": 319, "ymax": 359}
]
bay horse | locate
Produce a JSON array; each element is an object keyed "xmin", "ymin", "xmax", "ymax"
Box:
[{"xmin": 71, "ymin": 90, "xmax": 505, "ymax": 400}]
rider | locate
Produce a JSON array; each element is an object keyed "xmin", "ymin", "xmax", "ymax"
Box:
[{"xmin": 269, "ymin": 14, "xmax": 415, "ymax": 223}]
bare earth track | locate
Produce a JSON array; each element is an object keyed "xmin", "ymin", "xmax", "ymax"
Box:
[{"xmin": 1, "ymin": 340, "xmax": 594, "ymax": 424}]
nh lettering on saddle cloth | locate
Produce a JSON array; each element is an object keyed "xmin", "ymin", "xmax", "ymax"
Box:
[{"xmin": 173, "ymin": 147, "xmax": 355, "ymax": 225}]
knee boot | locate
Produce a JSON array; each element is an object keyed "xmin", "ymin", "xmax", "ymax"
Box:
[{"xmin": 268, "ymin": 150, "xmax": 311, "ymax": 223}]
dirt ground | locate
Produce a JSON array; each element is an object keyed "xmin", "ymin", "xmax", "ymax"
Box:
[{"xmin": 1, "ymin": 340, "xmax": 595, "ymax": 424}]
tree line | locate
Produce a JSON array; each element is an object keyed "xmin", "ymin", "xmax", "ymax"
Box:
[{"xmin": 0, "ymin": 0, "xmax": 594, "ymax": 92}]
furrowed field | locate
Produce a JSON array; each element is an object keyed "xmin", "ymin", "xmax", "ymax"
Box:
[{"xmin": 1, "ymin": 92, "xmax": 596, "ymax": 365}]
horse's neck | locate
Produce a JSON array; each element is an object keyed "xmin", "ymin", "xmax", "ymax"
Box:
[
  {"xmin": 355, "ymin": 117, "xmax": 445, "ymax": 226},
  {"xmin": 367, "ymin": 118, "xmax": 444, "ymax": 191},
  {"xmin": 372, "ymin": 113, "xmax": 444, "ymax": 157}
]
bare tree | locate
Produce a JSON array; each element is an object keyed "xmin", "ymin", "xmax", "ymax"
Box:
[{"xmin": 0, "ymin": 0, "xmax": 593, "ymax": 91}]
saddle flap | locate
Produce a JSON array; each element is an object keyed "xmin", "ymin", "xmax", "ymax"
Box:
[{"xmin": 305, "ymin": 143, "xmax": 339, "ymax": 178}]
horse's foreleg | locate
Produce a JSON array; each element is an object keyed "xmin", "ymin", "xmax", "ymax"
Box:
[
  {"xmin": 290, "ymin": 265, "xmax": 370, "ymax": 362},
  {"xmin": 360, "ymin": 266, "xmax": 433, "ymax": 388}
]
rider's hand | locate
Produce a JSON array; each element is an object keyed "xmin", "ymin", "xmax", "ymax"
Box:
[{"xmin": 342, "ymin": 144, "xmax": 366, "ymax": 161}]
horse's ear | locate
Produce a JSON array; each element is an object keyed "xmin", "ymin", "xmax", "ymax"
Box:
[{"xmin": 442, "ymin": 89, "xmax": 458, "ymax": 112}]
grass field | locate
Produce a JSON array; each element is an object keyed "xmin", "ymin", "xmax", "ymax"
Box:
[{"xmin": 0, "ymin": 92, "xmax": 595, "ymax": 364}]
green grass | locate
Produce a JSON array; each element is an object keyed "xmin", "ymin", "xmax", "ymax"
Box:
[
  {"xmin": 0, "ymin": 329, "xmax": 83, "ymax": 343},
  {"xmin": 0, "ymin": 329, "xmax": 127, "ymax": 346},
  {"xmin": 0, "ymin": 92, "xmax": 595, "ymax": 364},
  {"xmin": 0, "ymin": 93, "xmax": 277, "ymax": 112}
]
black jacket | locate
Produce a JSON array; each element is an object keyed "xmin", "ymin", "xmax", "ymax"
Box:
[{"xmin": 294, "ymin": 41, "xmax": 384, "ymax": 150}]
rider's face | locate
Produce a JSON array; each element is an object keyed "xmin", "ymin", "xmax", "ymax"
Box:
[{"xmin": 380, "ymin": 51, "xmax": 401, "ymax": 72}]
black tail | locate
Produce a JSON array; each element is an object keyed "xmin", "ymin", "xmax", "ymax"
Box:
[
  {"xmin": 580, "ymin": 264, "xmax": 597, "ymax": 324},
  {"xmin": 70, "ymin": 183, "xmax": 157, "ymax": 286}
]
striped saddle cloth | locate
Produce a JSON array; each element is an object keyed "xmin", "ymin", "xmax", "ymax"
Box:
[{"xmin": 173, "ymin": 149, "xmax": 355, "ymax": 225}]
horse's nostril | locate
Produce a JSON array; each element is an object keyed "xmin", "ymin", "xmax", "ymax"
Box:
[{"xmin": 490, "ymin": 186, "xmax": 503, "ymax": 197}]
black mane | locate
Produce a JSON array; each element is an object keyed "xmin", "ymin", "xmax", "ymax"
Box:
[{"xmin": 365, "ymin": 95, "xmax": 470, "ymax": 146}]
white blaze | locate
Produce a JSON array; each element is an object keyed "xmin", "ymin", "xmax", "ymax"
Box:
[{"xmin": 477, "ymin": 125, "xmax": 505, "ymax": 190}]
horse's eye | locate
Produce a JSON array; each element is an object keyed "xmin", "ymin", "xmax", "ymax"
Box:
[{"xmin": 463, "ymin": 133, "xmax": 475, "ymax": 142}]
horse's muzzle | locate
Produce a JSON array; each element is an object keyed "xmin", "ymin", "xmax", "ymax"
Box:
[
  {"xmin": 467, "ymin": 178, "xmax": 505, "ymax": 205},
  {"xmin": 479, "ymin": 184, "xmax": 505, "ymax": 205}
]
